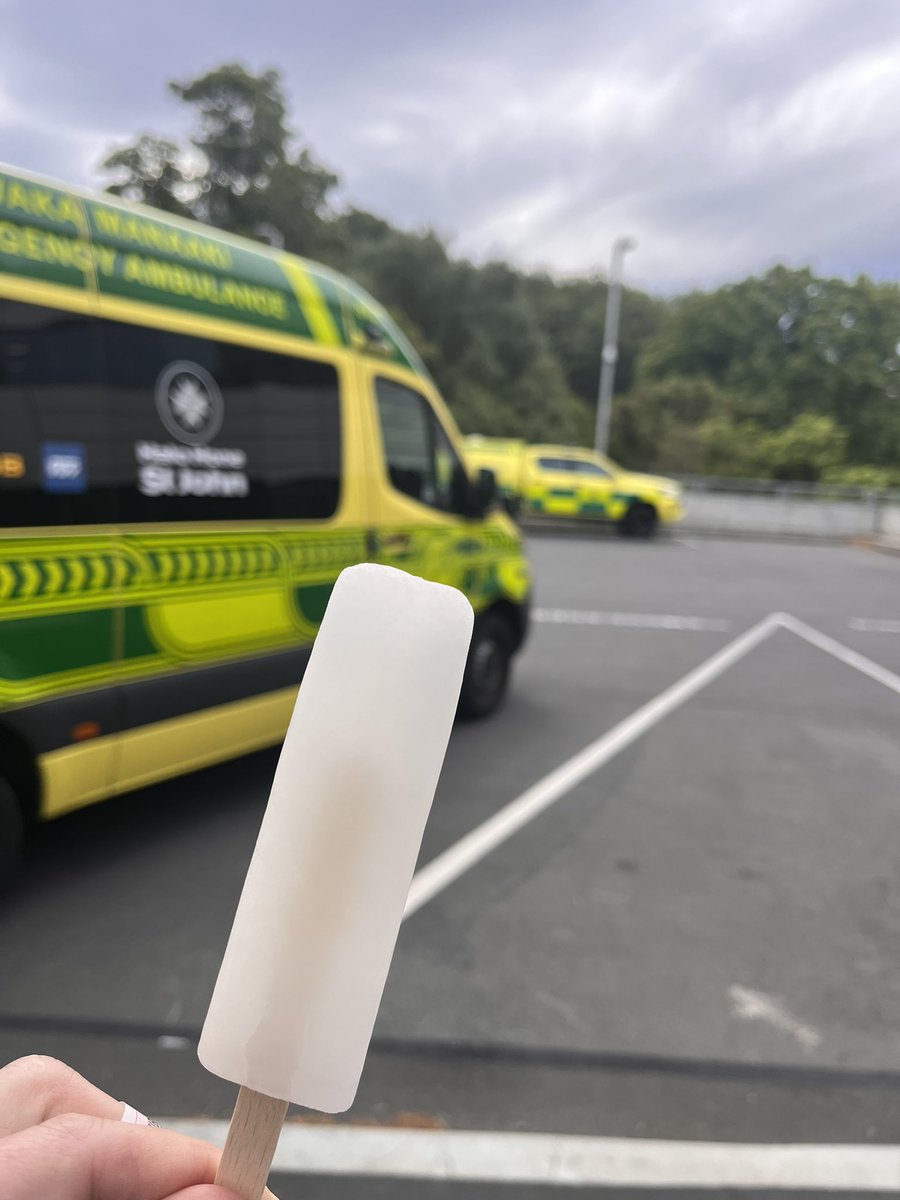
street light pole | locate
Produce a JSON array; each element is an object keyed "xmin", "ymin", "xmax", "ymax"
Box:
[{"xmin": 594, "ymin": 236, "xmax": 637, "ymax": 455}]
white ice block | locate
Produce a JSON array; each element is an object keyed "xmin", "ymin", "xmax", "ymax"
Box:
[{"xmin": 198, "ymin": 563, "xmax": 473, "ymax": 1113}]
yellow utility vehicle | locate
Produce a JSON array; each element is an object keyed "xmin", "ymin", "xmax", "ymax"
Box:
[{"xmin": 464, "ymin": 437, "xmax": 682, "ymax": 537}]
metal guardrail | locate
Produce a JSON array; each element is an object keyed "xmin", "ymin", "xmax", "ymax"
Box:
[
  {"xmin": 667, "ymin": 475, "xmax": 900, "ymax": 539},
  {"xmin": 671, "ymin": 474, "xmax": 900, "ymax": 503}
]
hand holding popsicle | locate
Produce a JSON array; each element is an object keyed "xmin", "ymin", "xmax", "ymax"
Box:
[
  {"xmin": 199, "ymin": 564, "xmax": 474, "ymax": 1198},
  {"xmin": 0, "ymin": 1055, "xmax": 272, "ymax": 1200}
]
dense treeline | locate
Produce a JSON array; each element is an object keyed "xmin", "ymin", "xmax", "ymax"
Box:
[{"xmin": 100, "ymin": 64, "xmax": 900, "ymax": 484}]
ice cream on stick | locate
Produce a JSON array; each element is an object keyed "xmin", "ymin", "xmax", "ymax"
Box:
[{"xmin": 199, "ymin": 563, "xmax": 474, "ymax": 1199}]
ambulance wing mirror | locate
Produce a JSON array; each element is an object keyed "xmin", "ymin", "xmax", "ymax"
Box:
[{"xmin": 472, "ymin": 468, "xmax": 498, "ymax": 517}]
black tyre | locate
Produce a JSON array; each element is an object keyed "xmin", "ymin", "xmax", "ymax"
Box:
[
  {"xmin": 619, "ymin": 502, "xmax": 658, "ymax": 538},
  {"xmin": 458, "ymin": 613, "xmax": 513, "ymax": 720},
  {"xmin": 0, "ymin": 776, "xmax": 24, "ymax": 892}
]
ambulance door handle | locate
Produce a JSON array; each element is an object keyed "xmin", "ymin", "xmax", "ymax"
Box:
[
  {"xmin": 381, "ymin": 532, "xmax": 412, "ymax": 553},
  {"xmin": 365, "ymin": 530, "xmax": 411, "ymax": 558}
]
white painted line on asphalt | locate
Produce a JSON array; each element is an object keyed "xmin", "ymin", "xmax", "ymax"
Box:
[
  {"xmin": 156, "ymin": 1035, "xmax": 192, "ymax": 1051},
  {"xmin": 404, "ymin": 612, "xmax": 782, "ymax": 919},
  {"xmin": 534, "ymin": 607, "xmax": 732, "ymax": 632},
  {"xmin": 728, "ymin": 984, "xmax": 821, "ymax": 1049},
  {"xmin": 850, "ymin": 618, "xmax": 900, "ymax": 633},
  {"xmin": 162, "ymin": 1119, "xmax": 900, "ymax": 1189},
  {"xmin": 779, "ymin": 614, "xmax": 900, "ymax": 697}
]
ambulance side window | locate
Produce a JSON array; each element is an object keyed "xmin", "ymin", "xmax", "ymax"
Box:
[
  {"xmin": 575, "ymin": 460, "xmax": 612, "ymax": 477},
  {"xmin": 103, "ymin": 322, "xmax": 342, "ymax": 522},
  {"xmin": 375, "ymin": 377, "xmax": 468, "ymax": 515}
]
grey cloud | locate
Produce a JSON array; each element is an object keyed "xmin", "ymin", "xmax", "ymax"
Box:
[{"xmin": 2, "ymin": 0, "xmax": 899, "ymax": 292}]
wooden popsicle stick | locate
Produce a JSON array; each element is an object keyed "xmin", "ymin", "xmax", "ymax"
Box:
[{"xmin": 215, "ymin": 1086, "xmax": 289, "ymax": 1200}]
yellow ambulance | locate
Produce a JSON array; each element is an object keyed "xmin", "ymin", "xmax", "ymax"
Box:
[{"xmin": 0, "ymin": 164, "xmax": 531, "ymax": 882}]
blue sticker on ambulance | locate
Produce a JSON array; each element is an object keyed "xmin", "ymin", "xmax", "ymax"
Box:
[{"xmin": 42, "ymin": 443, "xmax": 87, "ymax": 493}]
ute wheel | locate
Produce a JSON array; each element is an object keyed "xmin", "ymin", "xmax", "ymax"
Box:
[
  {"xmin": 619, "ymin": 502, "xmax": 658, "ymax": 538},
  {"xmin": 0, "ymin": 776, "xmax": 24, "ymax": 892},
  {"xmin": 458, "ymin": 613, "xmax": 513, "ymax": 720}
]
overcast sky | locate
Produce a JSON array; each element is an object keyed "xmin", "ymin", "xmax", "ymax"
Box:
[{"xmin": 2, "ymin": 0, "xmax": 899, "ymax": 294}]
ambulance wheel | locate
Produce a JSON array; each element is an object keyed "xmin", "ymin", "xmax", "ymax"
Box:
[
  {"xmin": 458, "ymin": 613, "xmax": 512, "ymax": 719},
  {"xmin": 619, "ymin": 502, "xmax": 658, "ymax": 538},
  {"xmin": 0, "ymin": 776, "xmax": 24, "ymax": 892}
]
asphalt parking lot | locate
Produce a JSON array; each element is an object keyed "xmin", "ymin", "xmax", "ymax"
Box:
[{"xmin": 2, "ymin": 532, "xmax": 900, "ymax": 1196}]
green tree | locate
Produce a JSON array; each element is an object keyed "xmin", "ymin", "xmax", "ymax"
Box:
[
  {"xmin": 100, "ymin": 64, "xmax": 340, "ymax": 251},
  {"xmin": 694, "ymin": 417, "xmax": 769, "ymax": 478},
  {"xmin": 99, "ymin": 135, "xmax": 190, "ymax": 216},
  {"xmin": 172, "ymin": 64, "xmax": 341, "ymax": 249},
  {"xmin": 633, "ymin": 266, "xmax": 900, "ymax": 476},
  {"xmin": 761, "ymin": 414, "xmax": 846, "ymax": 481},
  {"xmin": 610, "ymin": 375, "xmax": 731, "ymax": 471},
  {"xmin": 522, "ymin": 274, "xmax": 664, "ymax": 408},
  {"xmin": 170, "ymin": 63, "xmax": 290, "ymax": 230},
  {"xmin": 823, "ymin": 464, "xmax": 900, "ymax": 488}
]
